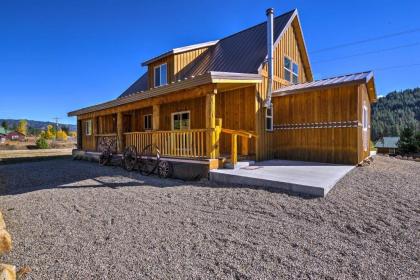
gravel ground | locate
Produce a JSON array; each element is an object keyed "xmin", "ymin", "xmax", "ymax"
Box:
[{"xmin": 0, "ymin": 156, "xmax": 419, "ymax": 279}]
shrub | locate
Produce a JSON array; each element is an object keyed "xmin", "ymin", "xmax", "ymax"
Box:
[
  {"xmin": 56, "ymin": 130, "xmax": 68, "ymax": 141},
  {"xmin": 36, "ymin": 137, "xmax": 49, "ymax": 149}
]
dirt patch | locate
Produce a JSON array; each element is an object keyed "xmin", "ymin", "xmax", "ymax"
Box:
[{"xmin": 0, "ymin": 156, "xmax": 418, "ymax": 279}]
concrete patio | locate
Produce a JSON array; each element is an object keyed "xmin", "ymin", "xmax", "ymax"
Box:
[{"xmin": 210, "ymin": 160, "xmax": 355, "ymax": 197}]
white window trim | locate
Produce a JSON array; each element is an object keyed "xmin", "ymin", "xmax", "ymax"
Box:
[
  {"xmin": 266, "ymin": 105, "xmax": 273, "ymax": 132},
  {"xmin": 171, "ymin": 111, "xmax": 191, "ymax": 131},
  {"xmin": 85, "ymin": 120, "xmax": 92, "ymax": 136},
  {"xmin": 362, "ymin": 105, "xmax": 368, "ymax": 131},
  {"xmin": 154, "ymin": 63, "xmax": 167, "ymax": 88},
  {"xmin": 284, "ymin": 55, "xmax": 299, "ymax": 84},
  {"xmin": 144, "ymin": 114, "xmax": 153, "ymax": 131}
]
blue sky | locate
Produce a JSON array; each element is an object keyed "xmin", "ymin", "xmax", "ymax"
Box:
[{"xmin": 1, "ymin": 0, "xmax": 419, "ymax": 125}]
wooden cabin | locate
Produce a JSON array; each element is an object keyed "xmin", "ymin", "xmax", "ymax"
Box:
[{"xmin": 68, "ymin": 8, "xmax": 377, "ymax": 169}]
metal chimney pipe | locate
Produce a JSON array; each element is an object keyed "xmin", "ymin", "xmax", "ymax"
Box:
[{"xmin": 265, "ymin": 8, "xmax": 274, "ymax": 108}]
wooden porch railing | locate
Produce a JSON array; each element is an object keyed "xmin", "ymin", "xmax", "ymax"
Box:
[{"xmin": 124, "ymin": 129, "xmax": 209, "ymax": 159}]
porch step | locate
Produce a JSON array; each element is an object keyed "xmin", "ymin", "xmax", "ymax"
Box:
[{"xmin": 224, "ymin": 160, "xmax": 255, "ymax": 169}]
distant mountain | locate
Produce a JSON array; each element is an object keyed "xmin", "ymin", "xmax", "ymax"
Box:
[
  {"xmin": 371, "ymin": 88, "xmax": 420, "ymax": 140},
  {"xmin": 0, "ymin": 119, "xmax": 76, "ymax": 132}
]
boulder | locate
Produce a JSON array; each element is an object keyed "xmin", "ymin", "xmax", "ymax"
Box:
[
  {"xmin": 0, "ymin": 229, "xmax": 12, "ymax": 254},
  {"xmin": 0, "ymin": 264, "xmax": 16, "ymax": 280},
  {"xmin": 0, "ymin": 212, "xmax": 5, "ymax": 230}
]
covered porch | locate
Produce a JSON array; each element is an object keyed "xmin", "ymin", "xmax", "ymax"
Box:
[{"xmin": 73, "ymin": 79, "xmax": 259, "ymax": 169}]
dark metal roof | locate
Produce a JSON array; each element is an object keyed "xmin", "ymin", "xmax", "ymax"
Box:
[
  {"xmin": 118, "ymin": 9, "xmax": 296, "ymax": 99},
  {"xmin": 181, "ymin": 9, "xmax": 296, "ymax": 77},
  {"xmin": 273, "ymin": 71, "xmax": 374, "ymax": 95},
  {"xmin": 119, "ymin": 72, "xmax": 148, "ymax": 98}
]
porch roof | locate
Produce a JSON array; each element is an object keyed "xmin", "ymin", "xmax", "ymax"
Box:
[{"xmin": 68, "ymin": 71, "xmax": 262, "ymax": 116}]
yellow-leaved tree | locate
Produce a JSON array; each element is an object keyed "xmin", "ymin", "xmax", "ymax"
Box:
[
  {"xmin": 16, "ymin": 119, "xmax": 28, "ymax": 135},
  {"xmin": 41, "ymin": 125, "xmax": 55, "ymax": 139},
  {"xmin": 56, "ymin": 130, "xmax": 68, "ymax": 141}
]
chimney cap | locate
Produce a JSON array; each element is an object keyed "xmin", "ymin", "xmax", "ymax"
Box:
[{"xmin": 266, "ymin": 8, "xmax": 274, "ymax": 15}]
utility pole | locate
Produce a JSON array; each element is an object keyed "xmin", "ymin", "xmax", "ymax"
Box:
[{"xmin": 52, "ymin": 117, "xmax": 60, "ymax": 132}]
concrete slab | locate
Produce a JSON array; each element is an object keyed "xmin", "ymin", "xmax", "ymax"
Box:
[{"xmin": 210, "ymin": 160, "xmax": 354, "ymax": 197}]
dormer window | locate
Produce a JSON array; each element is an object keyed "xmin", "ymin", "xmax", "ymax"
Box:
[
  {"xmin": 284, "ymin": 56, "xmax": 299, "ymax": 84},
  {"xmin": 154, "ymin": 63, "xmax": 167, "ymax": 87}
]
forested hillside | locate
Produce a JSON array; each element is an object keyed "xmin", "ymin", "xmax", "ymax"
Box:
[{"xmin": 371, "ymin": 88, "xmax": 420, "ymax": 140}]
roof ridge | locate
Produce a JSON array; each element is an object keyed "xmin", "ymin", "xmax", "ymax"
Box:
[
  {"xmin": 313, "ymin": 71, "xmax": 373, "ymax": 82},
  {"xmin": 216, "ymin": 9, "xmax": 296, "ymax": 43}
]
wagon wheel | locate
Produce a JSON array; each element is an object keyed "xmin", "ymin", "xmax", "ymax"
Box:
[
  {"xmin": 139, "ymin": 144, "xmax": 161, "ymax": 176},
  {"xmin": 122, "ymin": 145, "xmax": 138, "ymax": 171},
  {"xmin": 99, "ymin": 148, "xmax": 112, "ymax": 166},
  {"xmin": 158, "ymin": 160, "xmax": 173, "ymax": 178}
]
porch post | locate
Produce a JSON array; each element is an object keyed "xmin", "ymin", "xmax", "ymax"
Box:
[
  {"xmin": 205, "ymin": 89, "xmax": 217, "ymax": 158},
  {"xmin": 153, "ymin": 104, "xmax": 160, "ymax": 130},
  {"xmin": 117, "ymin": 111, "xmax": 124, "ymax": 153},
  {"xmin": 92, "ymin": 116, "xmax": 98, "ymax": 151}
]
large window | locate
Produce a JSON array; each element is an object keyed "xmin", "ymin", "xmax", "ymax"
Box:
[
  {"xmin": 154, "ymin": 63, "xmax": 167, "ymax": 87},
  {"xmin": 284, "ymin": 56, "xmax": 299, "ymax": 84},
  {"xmin": 266, "ymin": 105, "xmax": 273, "ymax": 131},
  {"xmin": 172, "ymin": 111, "xmax": 190, "ymax": 130},
  {"xmin": 84, "ymin": 120, "xmax": 92, "ymax": 136},
  {"xmin": 144, "ymin": 114, "xmax": 152, "ymax": 130}
]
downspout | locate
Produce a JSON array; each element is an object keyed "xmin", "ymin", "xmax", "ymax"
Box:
[{"xmin": 264, "ymin": 8, "xmax": 274, "ymax": 108}]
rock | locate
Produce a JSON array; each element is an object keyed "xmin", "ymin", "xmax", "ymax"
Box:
[
  {"xmin": 408, "ymin": 157, "xmax": 414, "ymax": 161},
  {"xmin": 0, "ymin": 212, "xmax": 5, "ymax": 230},
  {"xmin": 0, "ymin": 264, "xmax": 16, "ymax": 280},
  {"xmin": 0, "ymin": 229, "xmax": 12, "ymax": 254},
  {"xmin": 395, "ymin": 155, "xmax": 402, "ymax": 159}
]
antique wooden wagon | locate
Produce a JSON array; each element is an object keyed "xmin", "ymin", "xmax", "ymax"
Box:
[{"xmin": 68, "ymin": 8, "xmax": 376, "ymax": 171}]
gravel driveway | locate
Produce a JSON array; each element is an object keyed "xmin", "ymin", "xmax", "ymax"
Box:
[{"xmin": 0, "ymin": 156, "xmax": 419, "ymax": 279}]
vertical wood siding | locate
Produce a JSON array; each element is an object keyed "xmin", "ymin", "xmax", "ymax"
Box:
[
  {"xmin": 216, "ymin": 86, "xmax": 256, "ymax": 156},
  {"xmin": 159, "ymin": 96, "xmax": 207, "ymax": 131},
  {"xmin": 270, "ymin": 84, "xmax": 363, "ymax": 164}
]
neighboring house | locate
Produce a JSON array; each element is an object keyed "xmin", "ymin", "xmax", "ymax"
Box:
[
  {"xmin": 0, "ymin": 128, "xmax": 12, "ymax": 143},
  {"xmin": 375, "ymin": 137, "xmax": 399, "ymax": 154},
  {"xmin": 68, "ymin": 8, "xmax": 377, "ymax": 167},
  {"xmin": 6, "ymin": 131, "xmax": 25, "ymax": 141}
]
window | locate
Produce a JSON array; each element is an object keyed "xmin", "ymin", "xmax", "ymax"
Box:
[
  {"xmin": 84, "ymin": 120, "xmax": 92, "ymax": 136},
  {"xmin": 266, "ymin": 105, "xmax": 273, "ymax": 131},
  {"xmin": 172, "ymin": 111, "xmax": 190, "ymax": 130},
  {"xmin": 154, "ymin": 63, "xmax": 167, "ymax": 87},
  {"xmin": 284, "ymin": 56, "xmax": 299, "ymax": 84},
  {"xmin": 144, "ymin": 114, "xmax": 152, "ymax": 130},
  {"xmin": 362, "ymin": 106, "xmax": 368, "ymax": 131}
]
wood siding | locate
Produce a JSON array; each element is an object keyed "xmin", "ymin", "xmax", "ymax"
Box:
[
  {"xmin": 147, "ymin": 47, "xmax": 209, "ymax": 89},
  {"xmin": 159, "ymin": 96, "xmax": 207, "ymax": 130},
  {"xmin": 270, "ymin": 84, "xmax": 369, "ymax": 164},
  {"xmin": 216, "ymin": 86, "xmax": 256, "ymax": 156}
]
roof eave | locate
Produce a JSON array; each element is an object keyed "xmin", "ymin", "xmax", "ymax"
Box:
[{"xmin": 68, "ymin": 72, "xmax": 262, "ymax": 116}]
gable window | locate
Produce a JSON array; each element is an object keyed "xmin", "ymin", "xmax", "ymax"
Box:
[
  {"xmin": 154, "ymin": 63, "xmax": 167, "ymax": 87},
  {"xmin": 284, "ymin": 56, "xmax": 299, "ymax": 84},
  {"xmin": 84, "ymin": 120, "xmax": 92, "ymax": 136},
  {"xmin": 266, "ymin": 105, "xmax": 273, "ymax": 131},
  {"xmin": 172, "ymin": 111, "xmax": 190, "ymax": 130},
  {"xmin": 362, "ymin": 106, "xmax": 368, "ymax": 131},
  {"xmin": 144, "ymin": 114, "xmax": 152, "ymax": 130}
]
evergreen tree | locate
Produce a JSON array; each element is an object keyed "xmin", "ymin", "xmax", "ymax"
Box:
[
  {"xmin": 1, "ymin": 121, "xmax": 7, "ymax": 130},
  {"xmin": 397, "ymin": 126, "xmax": 417, "ymax": 154}
]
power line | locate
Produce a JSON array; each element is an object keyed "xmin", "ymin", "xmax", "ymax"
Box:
[
  {"xmin": 310, "ymin": 27, "xmax": 420, "ymax": 54},
  {"xmin": 373, "ymin": 62, "xmax": 420, "ymax": 72},
  {"xmin": 312, "ymin": 42, "xmax": 420, "ymax": 64}
]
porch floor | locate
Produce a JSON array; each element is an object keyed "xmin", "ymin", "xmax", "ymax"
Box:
[{"xmin": 210, "ymin": 160, "xmax": 355, "ymax": 197}]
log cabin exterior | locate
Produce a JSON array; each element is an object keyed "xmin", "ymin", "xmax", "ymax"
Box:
[{"xmin": 68, "ymin": 8, "xmax": 377, "ymax": 169}]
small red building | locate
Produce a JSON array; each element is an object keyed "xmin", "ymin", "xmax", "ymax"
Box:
[{"xmin": 6, "ymin": 131, "xmax": 25, "ymax": 141}]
